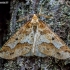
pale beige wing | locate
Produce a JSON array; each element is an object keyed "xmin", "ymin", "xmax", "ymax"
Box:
[
  {"xmin": 37, "ymin": 21, "xmax": 70, "ymax": 59},
  {"xmin": 0, "ymin": 21, "xmax": 34, "ymax": 59}
]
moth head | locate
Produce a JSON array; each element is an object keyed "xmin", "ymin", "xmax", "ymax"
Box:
[{"xmin": 31, "ymin": 14, "xmax": 39, "ymax": 24}]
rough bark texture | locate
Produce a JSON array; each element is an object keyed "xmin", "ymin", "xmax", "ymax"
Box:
[{"xmin": 0, "ymin": 0, "xmax": 70, "ymax": 70}]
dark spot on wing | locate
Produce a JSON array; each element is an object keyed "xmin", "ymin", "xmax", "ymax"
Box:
[
  {"xmin": 40, "ymin": 31, "xmax": 44, "ymax": 35},
  {"xmin": 57, "ymin": 52, "xmax": 60, "ymax": 55},
  {"xmin": 10, "ymin": 52, "xmax": 14, "ymax": 55},
  {"xmin": 52, "ymin": 37, "xmax": 55, "ymax": 40},
  {"xmin": 16, "ymin": 38, "xmax": 18, "ymax": 40},
  {"xmin": 47, "ymin": 48, "xmax": 49, "ymax": 50}
]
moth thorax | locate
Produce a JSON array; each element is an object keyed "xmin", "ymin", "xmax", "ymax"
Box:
[{"xmin": 31, "ymin": 18, "xmax": 39, "ymax": 23}]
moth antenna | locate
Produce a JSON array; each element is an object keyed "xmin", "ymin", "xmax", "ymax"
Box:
[
  {"xmin": 16, "ymin": 13, "xmax": 53, "ymax": 23},
  {"xmin": 16, "ymin": 14, "xmax": 33, "ymax": 22},
  {"xmin": 39, "ymin": 14, "xmax": 53, "ymax": 19},
  {"xmin": 38, "ymin": 1, "xmax": 53, "ymax": 19},
  {"xmin": 16, "ymin": 16, "xmax": 27, "ymax": 22},
  {"xmin": 39, "ymin": 4, "xmax": 42, "ymax": 15}
]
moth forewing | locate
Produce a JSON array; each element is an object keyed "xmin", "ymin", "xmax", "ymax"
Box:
[{"xmin": 0, "ymin": 14, "xmax": 70, "ymax": 59}]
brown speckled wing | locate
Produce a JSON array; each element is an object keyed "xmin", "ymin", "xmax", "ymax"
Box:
[
  {"xmin": 0, "ymin": 14, "xmax": 70, "ymax": 59},
  {"xmin": 37, "ymin": 21, "xmax": 70, "ymax": 59},
  {"xmin": 0, "ymin": 21, "xmax": 34, "ymax": 59}
]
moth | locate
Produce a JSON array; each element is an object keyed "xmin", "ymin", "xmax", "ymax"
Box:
[{"xmin": 0, "ymin": 14, "xmax": 70, "ymax": 59}]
